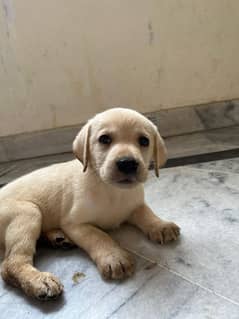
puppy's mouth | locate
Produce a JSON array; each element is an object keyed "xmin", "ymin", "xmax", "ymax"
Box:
[
  {"xmin": 114, "ymin": 175, "xmax": 140, "ymax": 188},
  {"xmin": 118, "ymin": 177, "xmax": 136, "ymax": 185}
]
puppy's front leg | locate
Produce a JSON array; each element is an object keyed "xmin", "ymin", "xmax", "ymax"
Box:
[
  {"xmin": 63, "ymin": 224, "xmax": 134, "ymax": 280},
  {"xmin": 128, "ymin": 204, "xmax": 180, "ymax": 244}
]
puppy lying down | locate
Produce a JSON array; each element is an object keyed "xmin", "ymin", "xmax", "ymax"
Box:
[{"xmin": 0, "ymin": 108, "xmax": 180, "ymax": 300}]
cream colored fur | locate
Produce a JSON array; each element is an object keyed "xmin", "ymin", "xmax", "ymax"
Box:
[{"xmin": 0, "ymin": 108, "xmax": 180, "ymax": 300}]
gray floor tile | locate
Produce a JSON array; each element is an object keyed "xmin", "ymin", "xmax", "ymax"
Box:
[
  {"xmin": 189, "ymin": 157, "xmax": 239, "ymax": 174},
  {"xmin": 1, "ymin": 157, "xmax": 239, "ymax": 318},
  {"xmin": 109, "ymin": 271, "xmax": 239, "ymax": 319},
  {"xmin": 166, "ymin": 126, "xmax": 239, "ymax": 159},
  {"xmin": 113, "ymin": 165, "xmax": 239, "ymax": 302}
]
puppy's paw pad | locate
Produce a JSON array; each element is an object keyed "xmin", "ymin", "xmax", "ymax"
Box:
[
  {"xmin": 98, "ymin": 250, "xmax": 135, "ymax": 280},
  {"xmin": 148, "ymin": 221, "xmax": 180, "ymax": 244},
  {"xmin": 26, "ymin": 272, "xmax": 63, "ymax": 301}
]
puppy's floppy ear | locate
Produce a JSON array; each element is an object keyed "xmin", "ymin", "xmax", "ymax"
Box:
[
  {"xmin": 153, "ymin": 126, "xmax": 167, "ymax": 177},
  {"xmin": 73, "ymin": 122, "xmax": 91, "ymax": 172}
]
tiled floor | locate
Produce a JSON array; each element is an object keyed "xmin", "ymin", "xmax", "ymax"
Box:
[{"xmin": 0, "ymin": 157, "xmax": 239, "ymax": 318}]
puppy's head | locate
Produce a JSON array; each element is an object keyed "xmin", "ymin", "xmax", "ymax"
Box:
[{"xmin": 73, "ymin": 108, "xmax": 167, "ymax": 188}]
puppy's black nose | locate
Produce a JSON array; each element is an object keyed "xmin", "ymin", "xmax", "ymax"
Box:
[{"xmin": 116, "ymin": 157, "xmax": 139, "ymax": 174}]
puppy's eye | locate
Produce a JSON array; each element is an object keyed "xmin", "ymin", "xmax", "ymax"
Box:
[
  {"xmin": 139, "ymin": 136, "xmax": 149, "ymax": 147},
  {"xmin": 99, "ymin": 134, "xmax": 112, "ymax": 145}
]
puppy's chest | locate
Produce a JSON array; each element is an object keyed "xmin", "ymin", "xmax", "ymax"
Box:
[{"xmin": 76, "ymin": 189, "xmax": 141, "ymax": 229}]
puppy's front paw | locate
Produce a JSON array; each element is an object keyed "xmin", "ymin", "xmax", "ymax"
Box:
[
  {"xmin": 23, "ymin": 272, "xmax": 63, "ymax": 301},
  {"xmin": 147, "ymin": 221, "xmax": 180, "ymax": 244},
  {"xmin": 97, "ymin": 249, "xmax": 135, "ymax": 280}
]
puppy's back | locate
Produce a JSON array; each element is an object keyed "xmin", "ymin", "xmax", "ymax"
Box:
[{"xmin": 0, "ymin": 160, "xmax": 79, "ymax": 202}]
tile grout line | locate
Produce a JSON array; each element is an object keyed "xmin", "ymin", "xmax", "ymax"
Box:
[
  {"xmin": 161, "ymin": 164, "xmax": 239, "ymax": 177},
  {"xmin": 124, "ymin": 247, "xmax": 239, "ymax": 308},
  {"xmin": 74, "ymin": 262, "xmax": 159, "ymax": 318},
  {"xmin": 0, "ymin": 165, "xmax": 16, "ymax": 178},
  {"xmin": 105, "ymin": 270, "xmax": 160, "ymax": 319},
  {"xmin": 182, "ymin": 166, "xmax": 239, "ymax": 177}
]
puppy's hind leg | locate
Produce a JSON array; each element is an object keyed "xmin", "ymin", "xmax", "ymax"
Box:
[
  {"xmin": 42, "ymin": 229, "xmax": 75, "ymax": 249},
  {"xmin": 1, "ymin": 201, "xmax": 63, "ymax": 300}
]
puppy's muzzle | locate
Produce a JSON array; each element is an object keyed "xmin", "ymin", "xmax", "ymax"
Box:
[{"xmin": 116, "ymin": 157, "xmax": 139, "ymax": 175}]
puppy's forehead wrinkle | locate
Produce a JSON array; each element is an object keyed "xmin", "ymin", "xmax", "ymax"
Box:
[
  {"xmin": 92, "ymin": 115, "xmax": 154, "ymax": 138},
  {"xmin": 92, "ymin": 108, "xmax": 151, "ymax": 125}
]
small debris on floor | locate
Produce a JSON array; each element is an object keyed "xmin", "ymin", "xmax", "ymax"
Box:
[{"xmin": 72, "ymin": 272, "xmax": 86, "ymax": 284}]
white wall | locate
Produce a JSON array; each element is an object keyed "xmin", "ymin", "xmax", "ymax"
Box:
[{"xmin": 1, "ymin": 0, "xmax": 239, "ymax": 137}]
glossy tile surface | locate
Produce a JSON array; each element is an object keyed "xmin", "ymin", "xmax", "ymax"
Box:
[{"xmin": 1, "ymin": 158, "xmax": 239, "ymax": 318}]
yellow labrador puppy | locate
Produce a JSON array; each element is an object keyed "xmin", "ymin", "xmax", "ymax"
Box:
[{"xmin": 0, "ymin": 108, "xmax": 180, "ymax": 300}]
